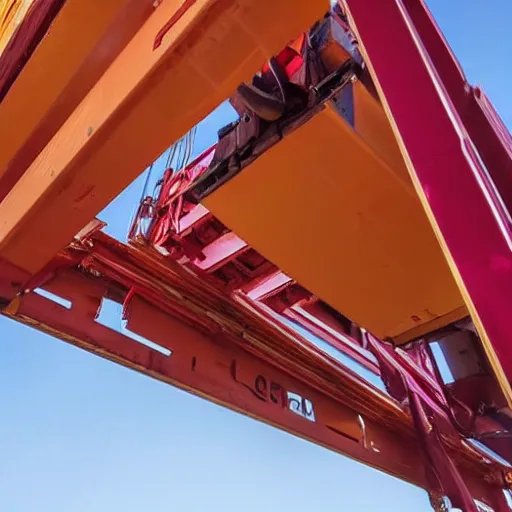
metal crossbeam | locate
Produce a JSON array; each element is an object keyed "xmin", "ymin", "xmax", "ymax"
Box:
[
  {"xmin": 0, "ymin": 229, "xmax": 509, "ymax": 510},
  {"xmin": 0, "ymin": 0, "xmax": 327, "ymax": 274}
]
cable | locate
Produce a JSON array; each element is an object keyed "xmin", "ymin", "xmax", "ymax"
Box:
[
  {"xmin": 127, "ymin": 161, "xmax": 155, "ymax": 240},
  {"xmin": 141, "ymin": 162, "xmax": 154, "ymax": 200},
  {"xmin": 128, "ymin": 126, "xmax": 197, "ymax": 240}
]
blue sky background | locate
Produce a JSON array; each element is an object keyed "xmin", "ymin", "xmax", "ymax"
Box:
[{"xmin": 0, "ymin": 1, "xmax": 510, "ymax": 510}]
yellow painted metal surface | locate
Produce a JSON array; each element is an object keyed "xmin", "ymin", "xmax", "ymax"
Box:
[
  {"xmin": 0, "ymin": 0, "xmax": 154, "ymax": 191},
  {"xmin": 0, "ymin": 0, "xmax": 329, "ymax": 273},
  {"xmin": 203, "ymin": 83, "xmax": 466, "ymax": 342}
]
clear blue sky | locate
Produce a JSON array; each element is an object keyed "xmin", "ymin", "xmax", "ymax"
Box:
[{"xmin": 0, "ymin": 2, "xmax": 510, "ymax": 510}]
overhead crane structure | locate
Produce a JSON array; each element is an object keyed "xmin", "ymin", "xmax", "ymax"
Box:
[{"xmin": 1, "ymin": 1, "xmax": 512, "ymax": 511}]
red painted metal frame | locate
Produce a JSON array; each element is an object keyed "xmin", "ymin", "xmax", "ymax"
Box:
[
  {"xmin": 193, "ymin": 231, "xmax": 248, "ymax": 271},
  {"xmin": 137, "ymin": 144, "xmax": 383, "ymax": 376},
  {"xmin": 344, "ymin": 0, "xmax": 512, "ymax": 401},
  {"xmin": 283, "ymin": 305, "xmax": 380, "ymax": 374},
  {"xmin": 246, "ymin": 271, "xmax": 293, "ymax": 301},
  {"xmin": 0, "ymin": 238, "xmax": 420, "ymax": 483},
  {"xmin": 1, "ymin": 227, "xmax": 510, "ymax": 510}
]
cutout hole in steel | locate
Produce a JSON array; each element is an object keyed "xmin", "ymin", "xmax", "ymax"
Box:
[
  {"xmin": 33, "ymin": 288, "xmax": 72, "ymax": 309},
  {"xmin": 96, "ymin": 297, "xmax": 172, "ymax": 356}
]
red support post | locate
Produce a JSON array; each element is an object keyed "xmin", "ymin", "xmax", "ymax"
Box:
[{"xmin": 344, "ymin": 0, "xmax": 512, "ymax": 404}]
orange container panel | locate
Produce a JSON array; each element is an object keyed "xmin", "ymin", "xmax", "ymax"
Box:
[{"xmin": 203, "ymin": 86, "xmax": 466, "ymax": 343}]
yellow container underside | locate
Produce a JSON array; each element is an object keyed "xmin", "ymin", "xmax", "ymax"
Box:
[{"xmin": 203, "ymin": 81, "xmax": 467, "ymax": 343}]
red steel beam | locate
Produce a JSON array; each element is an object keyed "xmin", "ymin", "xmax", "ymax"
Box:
[
  {"xmin": 193, "ymin": 231, "xmax": 248, "ymax": 272},
  {"xmin": 0, "ymin": 230, "xmax": 509, "ymax": 507},
  {"xmin": 85, "ymin": 235, "xmax": 402, "ymax": 421},
  {"xmin": 344, "ymin": 0, "xmax": 512, "ymax": 405},
  {"xmin": 282, "ymin": 306, "xmax": 380, "ymax": 375},
  {"xmin": 246, "ymin": 271, "xmax": 293, "ymax": 301},
  {"xmin": 0, "ymin": 261, "xmax": 427, "ymax": 486},
  {"xmin": 178, "ymin": 204, "xmax": 211, "ymax": 235}
]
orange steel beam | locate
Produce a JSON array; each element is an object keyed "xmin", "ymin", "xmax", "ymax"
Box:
[
  {"xmin": 0, "ymin": 0, "xmax": 328, "ymax": 274},
  {"xmin": 0, "ymin": 0, "xmax": 155, "ymax": 200}
]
